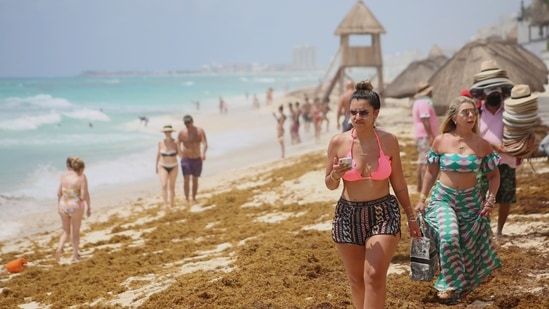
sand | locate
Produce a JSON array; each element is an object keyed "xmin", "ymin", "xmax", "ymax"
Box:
[{"xmin": 1, "ymin": 89, "xmax": 548, "ymax": 308}]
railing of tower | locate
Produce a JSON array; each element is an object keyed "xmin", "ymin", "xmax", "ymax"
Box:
[{"xmin": 315, "ymin": 46, "xmax": 341, "ymax": 99}]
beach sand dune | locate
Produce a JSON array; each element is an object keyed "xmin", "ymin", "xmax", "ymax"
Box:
[{"xmin": 1, "ymin": 92, "xmax": 548, "ymax": 308}]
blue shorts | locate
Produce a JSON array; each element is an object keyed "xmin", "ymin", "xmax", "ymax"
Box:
[{"xmin": 181, "ymin": 157, "xmax": 203, "ymax": 177}]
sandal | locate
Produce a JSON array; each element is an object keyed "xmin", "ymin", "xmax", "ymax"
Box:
[
  {"xmin": 437, "ymin": 290, "xmax": 454, "ymax": 300},
  {"xmin": 437, "ymin": 290, "xmax": 459, "ymax": 305}
]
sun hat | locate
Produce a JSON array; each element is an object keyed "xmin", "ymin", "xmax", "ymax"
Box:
[
  {"xmin": 414, "ymin": 81, "xmax": 433, "ymax": 99},
  {"xmin": 470, "ymin": 59, "xmax": 514, "ymax": 94},
  {"xmin": 504, "ymin": 84, "xmax": 538, "ymax": 110},
  {"xmin": 503, "ymin": 130, "xmax": 536, "ymax": 158},
  {"xmin": 161, "ymin": 124, "xmax": 175, "ymax": 132}
]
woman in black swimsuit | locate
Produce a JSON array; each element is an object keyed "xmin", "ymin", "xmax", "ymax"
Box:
[{"xmin": 156, "ymin": 124, "xmax": 180, "ymax": 210}]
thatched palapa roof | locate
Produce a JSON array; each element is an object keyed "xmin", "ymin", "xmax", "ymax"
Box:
[
  {"xmin": 334, "ymin": 0, "xmax": 385, "ymax": 35},
  {"xmin": 429, "ymin": 38, "xmax": 548, "ymax": 115},
  {"xmin": 383, "ymin": 53, "xmax": 448, "ymax": 99}
]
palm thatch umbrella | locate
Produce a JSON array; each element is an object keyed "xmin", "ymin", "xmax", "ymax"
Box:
[
  {"xmin": 429, "ymin": 38, "xmax": 548, "ymax": 115},
  {"xmin": 383, "ymin": 54, "xmax": 448, "ymax": 99}
]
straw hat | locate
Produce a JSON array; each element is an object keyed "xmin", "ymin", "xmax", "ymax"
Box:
[
  {"xmin": 161, "ymin": 124, "xmax": 175, "ymax": 132},
  {"xmin": 504, "ymin": 84, "xmax": 538, "ymax": 109},
  {"xmin": 414, "ymin": 81, "xmax": 433, "ymax": 98},
  {"xmin": 470, "ymin": 59, "xmax": 514, "ymax": 92},
  {"xmin": 503, "ymin": 130, "xmax": 536, "ymax": 158}
]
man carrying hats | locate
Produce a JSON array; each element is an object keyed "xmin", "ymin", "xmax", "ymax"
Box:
[
  {"xmin": 412, "ymin": 81, "xmax": 440, "ymax": 193},
  {"xmin": 177, "ymin": 115, "xmax": 208, "ymax": 206},
  {"xmin": 470, "ymin": 59, "xmax": 516, "ymax": 238}
]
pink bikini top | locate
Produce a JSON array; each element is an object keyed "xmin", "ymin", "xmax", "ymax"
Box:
[{"xmin": 342, "ymin": 129, "xmax": 392, "ymax": 181}]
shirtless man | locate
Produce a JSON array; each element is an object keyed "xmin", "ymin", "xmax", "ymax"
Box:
[
  {"xmin": 177, "ymin": 115, "xmax": 208, "ymax": 206},
  {"xmin": 336, "ymin": 80, "xmax": 355, "ymax": 132}
]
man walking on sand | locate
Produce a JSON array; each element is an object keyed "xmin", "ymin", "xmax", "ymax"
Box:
[
  {"xmin": 336, "ymin": 80, "xmax": 354, "ymax": 132},
  {"xmin": 177, "ymin": 115, "xmax": 208, "ymax": 206}
]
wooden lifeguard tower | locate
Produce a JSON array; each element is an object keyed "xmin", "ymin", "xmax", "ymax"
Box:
[{"xmin": 320, "ymin": 0, "xmax": 386, "ymax": 100}]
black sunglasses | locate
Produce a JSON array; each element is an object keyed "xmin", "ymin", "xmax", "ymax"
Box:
[{"xmin": 349, "ymin": 109, "xmax": 369, "ymax": 116}]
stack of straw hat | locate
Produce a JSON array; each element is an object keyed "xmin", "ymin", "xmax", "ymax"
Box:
[
  {"xmin": 503, "ymin": 84, "xmax": 538, "ymax": 158},
  {"xmin": 470, "ymin": 59, "xmax": 514, "ymax": 99}
]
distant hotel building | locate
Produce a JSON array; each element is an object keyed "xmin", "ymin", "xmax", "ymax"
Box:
[{"xmin": 292, "ymin": 45, "xmax": 316, "ymax": 70}]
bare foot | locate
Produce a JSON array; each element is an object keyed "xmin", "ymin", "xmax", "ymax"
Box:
[
  {"xmin": 54, "ymin": 249, "xmax": 63, "ymax": 263},
  {"xmin": 72, "ymin": 255, "xmax": 81, "ymax": 263}
]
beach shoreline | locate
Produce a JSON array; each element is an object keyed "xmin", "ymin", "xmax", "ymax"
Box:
[{"xmin": 1, "ymin": 87, "xmax": 336, "ymax": 242}]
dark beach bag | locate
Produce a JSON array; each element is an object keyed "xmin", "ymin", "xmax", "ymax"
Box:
[{"xmin": 409, "ymin": 213, "xmax": 439, "ymax": 281}]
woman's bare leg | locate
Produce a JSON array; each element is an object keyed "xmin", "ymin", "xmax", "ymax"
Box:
[
  {"xmin": 158, "ymin": 166, "xmax": 169, "ymax": 208},
  {"xmin": 168, "ymin": 168, "xmax": 178, "ymax": 208},
  {"xmin": 336, "ymin": 234, "xmax": 399, "ymax": 309},
  {"xmin": 56, "ymin": 213, "xmax": 71, "ymax": 262},
  {"xmin": 363, "ymin": 235, "xmax": 399, "ymax": 309},
  {"xmin": 70, "ymin": 207, "xmax": 84, "ymax": 262}
]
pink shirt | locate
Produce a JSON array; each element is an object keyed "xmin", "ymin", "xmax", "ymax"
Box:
[
  {"xmin": 479, "ymin": 104, "xmax": 516, "ymax": 168},
  {"xmin": 412, "ymin": 96, "xmax": 440, "ymax": 139}
]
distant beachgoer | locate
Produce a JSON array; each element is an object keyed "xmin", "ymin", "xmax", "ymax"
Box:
[
  {"xmin": 177, "ymin": 115, "xmax": 208, "ymax": 206},
  {"xmin": 289, "ymin": 102, "xmax": 301, "ymax": 144},
  {"xmin": 266, "ymin": 87, "xmax": 273, "ymax": 105},
  {"xmin": 322, "ymin": 97, "xmax": 331, "ymax": 132},
  {"xmin": 253, "ymin": 94, "xmax": 260, "ymax": 109},
  {"xmin": 219, "ymin": 97, "xmax": 228, "ymax": 114},
  {"xmin": 301, "ymin": 97, "xmax": 313, "ymax": 133},
  {"xmin": 55, "ymin": 156, "xmax": 91, "ymax": 263},
  {"xmin": 337, "ymin": 80, "xmax": 355, "ymax": 132},
  {"xmin": 312, "ymin": 97, "xmax": 323, "ymax": 142},
  {"xmin": 156, "ymin": 124, "xmax": 180, "ymax": 210},
  {"xmin": 324, "ymin": 80, "xmax": 420, "ymax": 309},
  {"xmin": 88, "ymin": 122, "xmax": 93, "ymax": 128},
  {"xmin": 273, "ymin": 105, "xmax": 287, "ymax": 159},
  {"xmin": 194, "ymin": 101, "xmax": 200, "ymax": 111},
  {"xmin": 412, "ymin": 81, "xmax": 440, "ymax": 193},
  {"xmin": 139, "ymin": 116, "xmax": 149, "ymax": 126}
]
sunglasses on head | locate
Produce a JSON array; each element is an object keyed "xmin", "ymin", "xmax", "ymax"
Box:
[{"xmin": 349, "ymin": 109, "xmax": 369, "ymax": 117}]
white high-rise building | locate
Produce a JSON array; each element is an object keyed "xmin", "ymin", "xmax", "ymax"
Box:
[{"xmin": 292, "ymin": 45, "xmax": 316, "ymax": 70}]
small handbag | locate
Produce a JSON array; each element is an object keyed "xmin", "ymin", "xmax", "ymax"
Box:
[{"xmin": 409, "ymin": 213, "xmax": 439, "ymax": 281}]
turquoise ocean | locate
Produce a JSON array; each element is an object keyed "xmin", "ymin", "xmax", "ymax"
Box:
[{"xmin": 0, "ymin": 72, "xmax": 322, "ymax": 239}]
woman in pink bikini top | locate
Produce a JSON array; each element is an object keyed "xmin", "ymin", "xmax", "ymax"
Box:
[
  {"xmin": 323, "ymin": 80, "xmax": 420, "ymax": 309},
  {"xmin": 342, "ymin": 128, "xmax": 392, "ymax": 181}
]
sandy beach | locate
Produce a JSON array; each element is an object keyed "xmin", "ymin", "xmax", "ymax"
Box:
[{"xmin": 1, "ymin": 87, "xmax": 548, "ymax": 308}]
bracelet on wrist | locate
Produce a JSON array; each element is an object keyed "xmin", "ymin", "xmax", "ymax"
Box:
[
  {"xmin": 419, "ymin": 193, "xmax": 427, "ymax": 200},
  {"xmin": 329, "ymin": 171, "xmax": 340, "ymax": 182},
  {"xmin": 407, "ymin": 218, "xmax": 417, "ymax": 222}
]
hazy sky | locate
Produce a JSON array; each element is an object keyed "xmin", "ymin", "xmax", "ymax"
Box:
[{"xmin": 0, "ymin": 0, "xmax": 525, "ymax": 77}]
